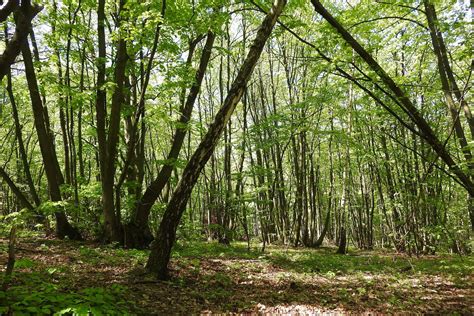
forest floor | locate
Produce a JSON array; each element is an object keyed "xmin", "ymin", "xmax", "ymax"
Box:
[{"xmin": 1, "ymin": 237, "xmax": 473, "ymax": 315}]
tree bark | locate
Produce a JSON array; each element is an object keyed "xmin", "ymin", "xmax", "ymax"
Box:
[
  {"xmin": 314, "ymin": 208, "xmax": 330, "ymax": 247},
  {"xmin": 0, "ymin": 2, "xmax": 41, "ymax": 81},
  {"xmin": 94, "ymin": 0, "xmax": 129, "ymax": 243},
  {"xmin": 0, "ymin": 0, "xmax": 19, "ymax": 23},
  {"xmin": 95, "ymin": 0, "xmax": 107, "ymax": 184}
]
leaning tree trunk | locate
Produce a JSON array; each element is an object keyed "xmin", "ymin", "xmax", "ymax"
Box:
[
  {"xmin": 423, "ymin": 0, "xmax": 474, "ymax": 230},
  {"xmin": 314, "ymin": 208, "xmax": 330, "ymax": 247},
  {"xmin": 0, "ymin": 167, "xmax": 34, "ymax": 210},
  {"xmin": 125, "ymin": 32, "xmax": 215, "ymax": 249},
  {"xmin": 1, "ymin": 4, "xmax": 41, "ymax": 208},
  {"xmin": 0, "ymin": 1, "xmax": 41, "ymax": 81},
  {"xmin": 310, "ymin": 0, "xmax": 474, "ymax": 229},
  {"xmin": 315, "ymin": 118, "xmax": 334, "ymax": 247},
  {"xmin": 146, "ymin": 0, "xmax": 287, "ymax": 279},
  {"xmin": 18, "ymin": 4, "xmax": 81, "ymax": 240}
]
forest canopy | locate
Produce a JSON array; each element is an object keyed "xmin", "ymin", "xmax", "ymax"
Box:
[{"xmin": 0, "ymin": 0, "xmax": 473, "ymax": 313}]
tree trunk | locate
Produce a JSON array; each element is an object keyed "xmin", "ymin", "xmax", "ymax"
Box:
[
  {"xmin": 314, "ymin": 208, "xmax": 330, "ymax": 247},
  {"xmin": 6, "ymin": 63, "xmax": 40, "ymax": 207},
  {"xmin": 424, "ymin": 0, "xmax": 474, "ymax": 230},
  {"xmin": 20, "ymin": 14, "xmax": 81, "ymax": 240},
  {"xmin": 0, "ymin": 2, "xmax": 41, "ymax": 81},
  {"xmin": 95, "ymin": 0, "xmax": 128, "ymax": 243},
  {"xmin": 146, "ymin": 0, "xmax": 287, "ymax": 279},
  {"xmin": 311, "ymin": 0, "xmax": 474, "ymax": 227},
  {"xmin": 125, "ymin": 32, "xmax": 215, "ymax": 248},
  {"xmin": 336, "ymin": 227, "xmax": 347, "ymax": 254},
  {"xmin": 0, "ymin": 167, "xmax": 34, "ymax": 210}
]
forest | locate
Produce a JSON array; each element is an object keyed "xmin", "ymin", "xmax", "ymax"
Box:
[{"xmin": 0, "ymin": 0, "xmax": 473, "ymax": 314}]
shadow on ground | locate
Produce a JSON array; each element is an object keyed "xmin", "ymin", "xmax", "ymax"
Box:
[{"xmin": 1, "ymin": 238, "xmax": 473, "ymax": 314}]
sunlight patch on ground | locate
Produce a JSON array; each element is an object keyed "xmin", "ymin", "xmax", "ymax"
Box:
[{"xmin": 2, "ymin": 239, "xmax": 473, "ymax": 314}]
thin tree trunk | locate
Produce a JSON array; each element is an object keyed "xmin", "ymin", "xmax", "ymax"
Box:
[
  {"xmin": 424, "ymin": 0, "xmax": 474, "ymax": 230},
  {"xmin": 310, "ymin": 0, "xmax": 471, "ymax": 190},
  {"xmin": 95, "ymin": 0, "xmax": 107, "ymax": 182},
  {"xmin": 5, "ymin": 53, "xmax": 40, "ymax": 206},
  {"xmin": 2, "ymin": 226, "xmax": 17, "ymax": 291},
  {"xmin": 0, "ymin": 167, "xmax": 34, "ymax": 210},
  {"xmin": 310, "ymin": 0, "xmax": 474, "ymax": 228}
]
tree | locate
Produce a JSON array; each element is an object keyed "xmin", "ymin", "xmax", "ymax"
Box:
[
  {"xmin": 18, "ymin": 2, "xmax": 81, "ymax": 240},
  {"xmin": 310, "ymin": 0, "xmax": 474, "ymax": 230},
  {"xmin": 145, "ymin": 0, "xmax": 288, "ymax": 279},
  {"xmin": 125, "ymin": 31, "xmax": 216, "ymax": 249}
]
